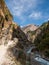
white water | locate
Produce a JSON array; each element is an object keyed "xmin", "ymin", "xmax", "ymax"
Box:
[
  {"xmin": 27, "ymin": 46, "xmax": 35, "ymax": 54},
  {"xmin": 27, "ymin": 47, "xmax": 49, "ymax": 65},
  {"xmin": 27, "ymin": 47, "xmax": 33, "ymax": 54},
  {"xmin": 35, "ymin": 57, "xmax": 49, "ymax": 65}
]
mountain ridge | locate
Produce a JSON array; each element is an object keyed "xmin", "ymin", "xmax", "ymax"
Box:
[
  {"xmin": 0, "ymin": 0, "xmax": 32, "ymax": 65},
  {"xmin": 22, "ymin": 24, "xmax": 39, "ymax": 34}
]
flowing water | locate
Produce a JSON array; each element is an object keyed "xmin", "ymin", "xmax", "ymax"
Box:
[
  {"xmin": 27, "ymin": 47, "xmax": 49, "ymax": 65},
  {"xmin": 0, "ymin": 42, "xmax": 49, "ymax": 65},
  {"xmin": 35, "ymin": 56, "xmax": 49, "ymax": 65}
]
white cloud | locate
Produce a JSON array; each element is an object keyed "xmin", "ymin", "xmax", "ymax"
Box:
[
  {"xmin": 6, "ymin": 0, "xmax": 42, "ymax": 17},
  {"xmin": 5, "ymin": 0, "xmax": 43, "ymax": 23},
  {"xmin": 29, "ymin": 12, "xmax": 42, "ymax": 20}
]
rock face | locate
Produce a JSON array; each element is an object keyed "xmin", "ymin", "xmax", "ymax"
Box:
[
  {"xmin": 34, "ymin": 21, "xmax": 49, "ymax": 58},
  {"xmin": 22, "ymin": 24, "xmax": 39, "ymax": 43},
  {"xmin": 0, "ymin": 0, "xmax": 13, "ymax": 20},
  {"xmin": 0, "ymin": 0, "xmax": 31, "ymax": 65},
  {"xmin": 22, "ymin": 24, "xmax": 38, "ymax": 34},
  {"xmin": 1, "ymin": 0, "xmax": 48, "ymax": 65}
]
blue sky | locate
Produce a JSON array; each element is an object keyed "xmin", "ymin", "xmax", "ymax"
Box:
[{"xmin": 5, "ymin": 0, "xmax": 49, "ymax": 26}]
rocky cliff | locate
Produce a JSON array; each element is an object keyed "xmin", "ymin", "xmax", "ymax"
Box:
[
  {"xmin": 22, "ymin": 24, "xmax": 38, "ymax": 34},
  {"xmin": 0, "ymin": 0, "xmax": 13, "ymax": 20},
  {"xmin": 0, "ymin": 0, "xmax": 32, "ymax": 65},
  {"xmin": 34, "ymin": 21, "xmax": 49, "ymax": 58},
  {"xmin": 22, "ymin": 24, "xmax": 39, "ymax": 43}
]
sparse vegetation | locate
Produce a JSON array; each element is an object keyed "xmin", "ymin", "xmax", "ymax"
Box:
[{"xmin": 34, "ymin": 21, "xmax": 49, "ymax": 57}]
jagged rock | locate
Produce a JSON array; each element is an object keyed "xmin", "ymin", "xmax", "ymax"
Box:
[
  {"xmin": 22, "ymin": 24, "xmax": 39, "ymax": 43},
  {"xmin": 0, "ymin": 0, "xmax": 32, "ymax": 65},
  {"xmin": 22, "ymin": 24, "xmax": 38, "ymax": 34}
]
